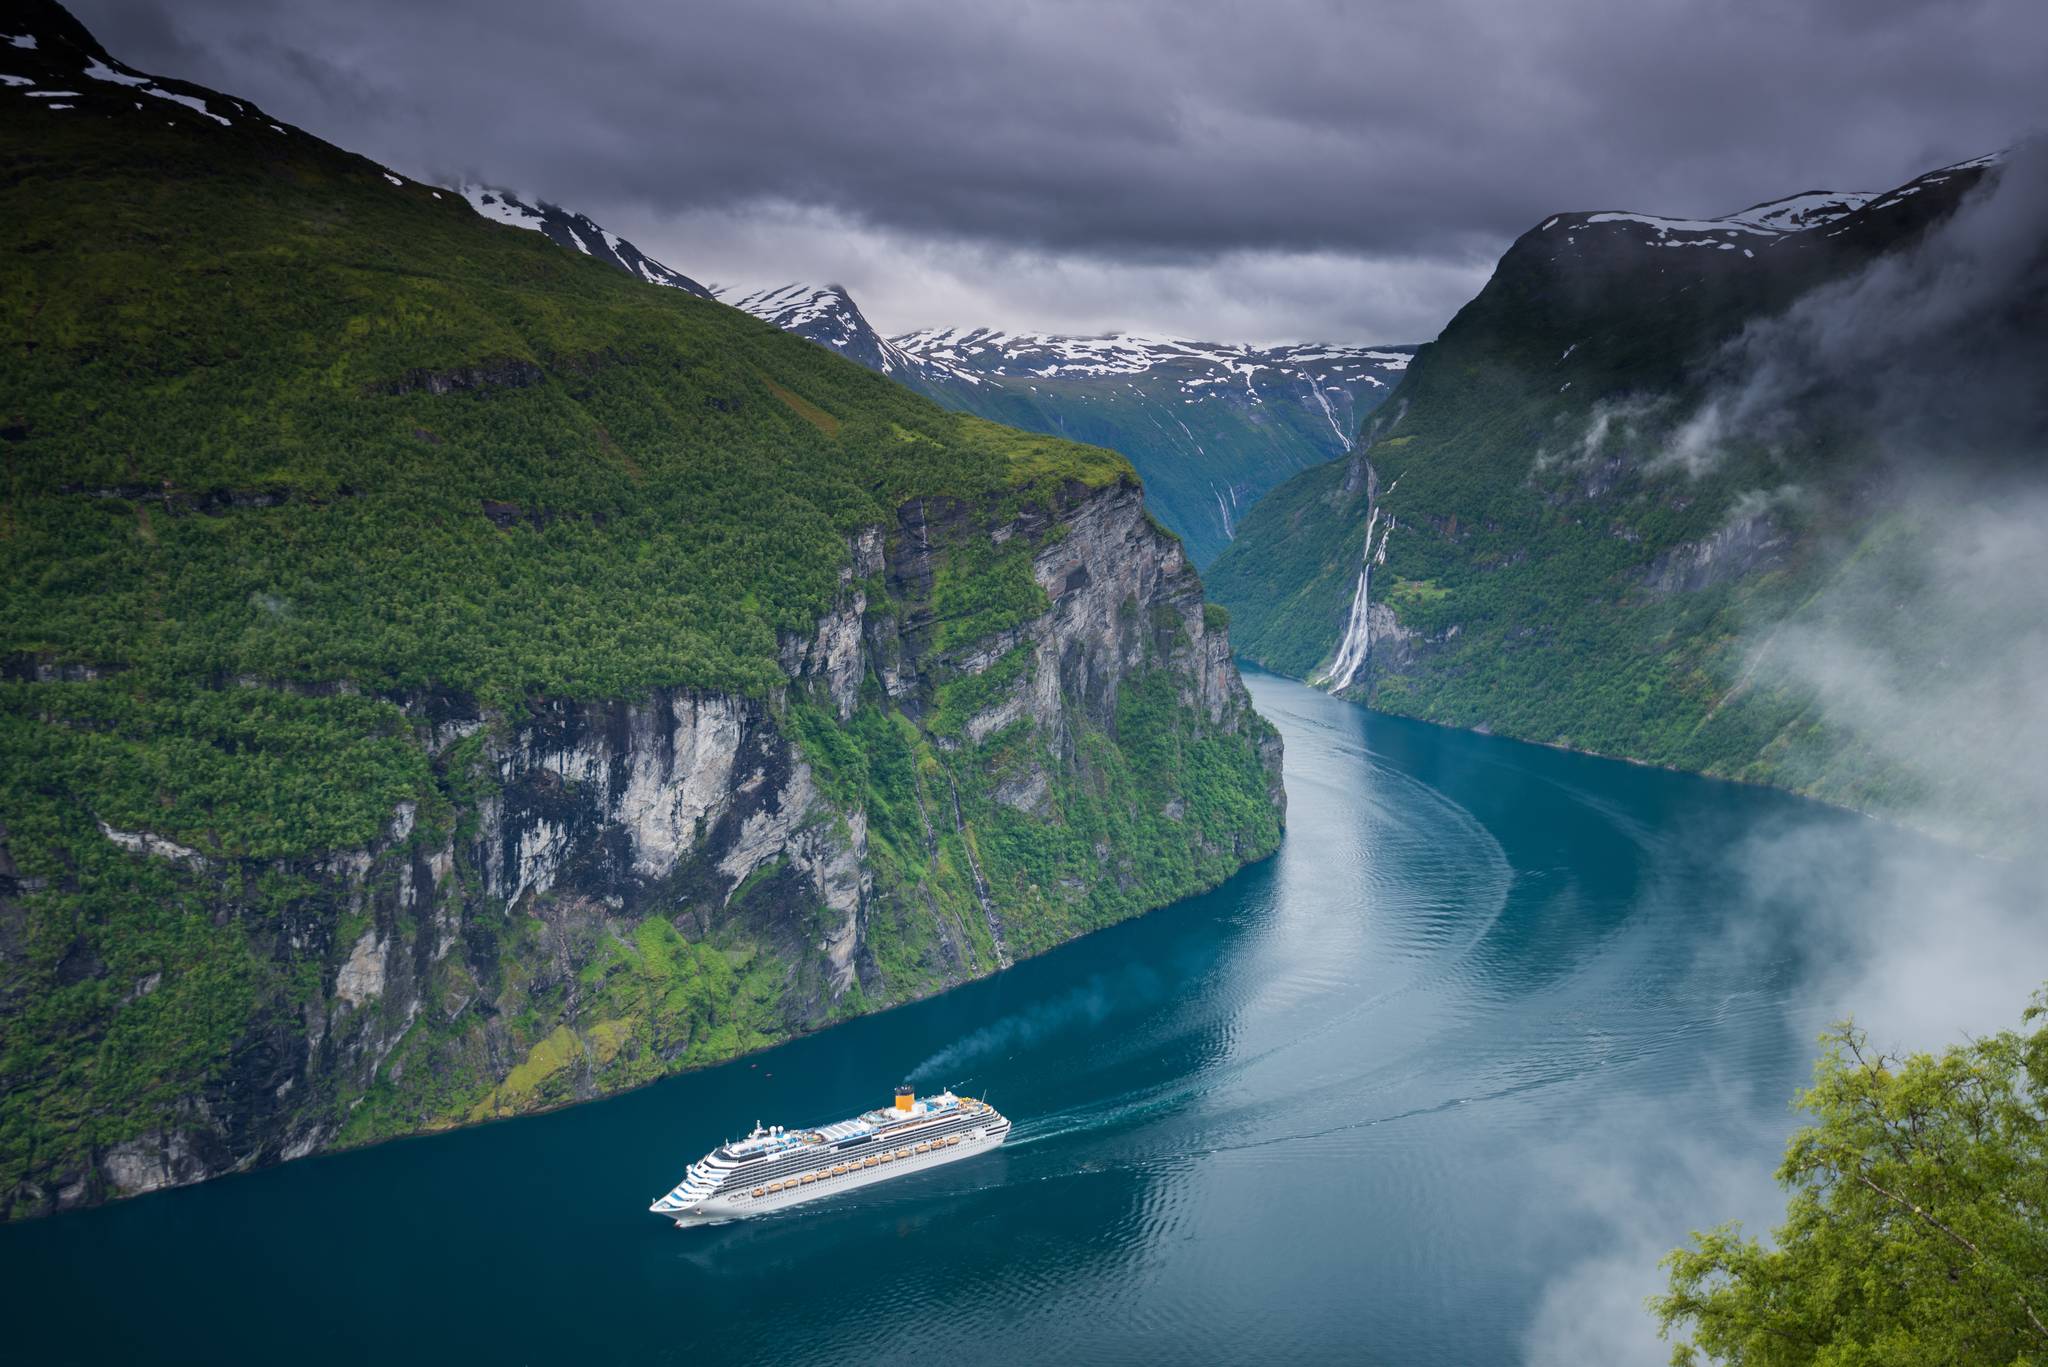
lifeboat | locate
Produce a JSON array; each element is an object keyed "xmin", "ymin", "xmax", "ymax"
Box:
[
  {"xmin": 752, "ymin": 1187, "xmax": 765, "ymax": 1198},
  {"xmin": 800, "ymin": 1174, "xmax": 816, "ymax": 1185},
  {"xmin": 915, "ymin": 1143, "xmax": 929, "ymax": 1154},
  {"xmin": 879, "ymin": 1152, "xmax": 895, "ymax": 1164},
  {"xmin": 946, "ymin": 1135, "xmax": 960, "ymax": 1146}
]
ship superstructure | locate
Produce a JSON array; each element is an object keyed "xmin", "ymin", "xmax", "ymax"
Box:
[{"xmin": 649, "ymin": 1087, "xmax": 1010, "ymax": 1226}]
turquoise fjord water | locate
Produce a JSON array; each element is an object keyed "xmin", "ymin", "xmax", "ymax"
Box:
[{"xmin": 6, "ymin": 671, "xmax": 2039, "ymax": 1366}]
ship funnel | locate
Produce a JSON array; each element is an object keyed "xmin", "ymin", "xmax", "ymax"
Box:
[{"xmin": 894, "ymin": 1085, "xmax": 915, "ymax": 1112}]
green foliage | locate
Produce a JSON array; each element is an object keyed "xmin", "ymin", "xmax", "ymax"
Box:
[
  {"xmin": 0, "ymin": 792, "xmax": 267, "ymax": 1204},
  {"xmin": 1656, "ymin": 992, "xmax": 2048, "ymax": 1365},
  {"xmin": 929, "ymin": 644, "xmax": 1035, "ymax": 738},
  {"xmin": 930, "ymin": 536, "xmax": 1048, "ymax": 652},
  {"xmin": 1, "ymin": 680, "xmax": 431, "ymax": 859},
  {"xmin": 945, "ymin": 415, "xmax": 1130, "ymax": 493},
  {"xmin": 335, "ymin": 912, "xmax": 788, "ymax": 1145},
  {"xmin": 0, "ymin": 57, "xmax": 1277, "ymax": 1213},
  {"xmin": 0, "ymin": 94, "xmax": 1128, "ymax": 712},
  {"xmin": 963, "ymin": 669, "xmax": 1282, "ymax": 956}
]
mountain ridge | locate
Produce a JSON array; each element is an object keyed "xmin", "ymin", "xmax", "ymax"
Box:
[
  {"xmin": 1208, "ymin": 145, "xmax": 2039, "ymax": 844},
  {"xmin": 455, "ymin": 182, "xmax": 715, "ymax": 297}
]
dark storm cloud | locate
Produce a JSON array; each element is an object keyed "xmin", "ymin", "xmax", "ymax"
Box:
[{"xmin": 67, "ymin": 0, "xmax": 2048, "ymax": 340}]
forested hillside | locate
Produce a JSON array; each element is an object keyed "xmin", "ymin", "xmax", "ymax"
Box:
[
  {"xmin": 1211, "ymin": 150, "xmax": 2047, "ymax": 842},
  {"xmin": 0, "ymin": 2, "xmax": 1282, "ymax": 1216}
]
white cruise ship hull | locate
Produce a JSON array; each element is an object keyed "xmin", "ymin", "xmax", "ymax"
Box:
[{"xmin": 661, "ymin": 1116, "xmax": 1009, "ymax": 1227}]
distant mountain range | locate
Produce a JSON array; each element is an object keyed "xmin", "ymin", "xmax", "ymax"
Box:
[{"xmin": 719, "ymin": 284, "xmax": 1414, "ymax": 563}]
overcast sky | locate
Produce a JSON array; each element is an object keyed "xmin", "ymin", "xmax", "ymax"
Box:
[{"xmin": 75, "ymin": 0, "xmax": 2048, "ymax": 345}]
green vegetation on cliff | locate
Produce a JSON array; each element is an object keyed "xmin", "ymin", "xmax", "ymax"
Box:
[{"xmin": 0, "ymin": 5, "xmax": 1281, "ymax": 1217}]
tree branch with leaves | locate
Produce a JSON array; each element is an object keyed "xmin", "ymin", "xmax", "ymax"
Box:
[{"xmin": 1655, "ymin": 988, "xmax": 2048, "ymax": 1365}]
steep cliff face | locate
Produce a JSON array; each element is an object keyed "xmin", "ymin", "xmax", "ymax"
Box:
[
  {"xmin": 0, "ymin": 3, "xmax": 1285, "ymax": 1219},
  {"xmin": 5, "ymin": 476, "xmax": 1281, "ymax": 1216}
]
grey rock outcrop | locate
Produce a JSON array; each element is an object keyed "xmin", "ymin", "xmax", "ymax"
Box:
[{"xmin": 9, "ymin": 475, "xmax": 1281, "ymax": 1219}]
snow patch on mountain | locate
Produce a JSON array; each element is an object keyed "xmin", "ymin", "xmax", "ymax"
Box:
[
  {"xmin": 81, "ymin": 56, "xmax": 146, "ymax": 87},
  {"xmin": 1723, "ymin": 190, "xmax": 1878, "ymax": 232},
  {"xmin": 0, "ymin": 16, "xmax": 263, "ymax": 134},
  {"xmin": 887, "ymin": 327, "xmax": 1414, "ymax": 402},
  {"xmin": 1551, "ymin": 188, "xmax": 1883, "ymax": 256},
  {"xmin": 717, "ymin": 278, "xmax": 1415, "ymax": 562},
  {"xmin": 720, "ymin": 283, "xmax": 982, "ymax": 385},
  {"xmin": 452, "ymin": 184, "xmax": 714, "ymax": 299}
]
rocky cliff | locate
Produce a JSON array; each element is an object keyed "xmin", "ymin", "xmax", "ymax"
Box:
[
  {"xmin": 5, "ymin": 474, "xmax": 1281, "ymax": 1215},
  {"xmin": 0, "ymin": 2, "xmax": 1287, "ymax": 1219}
]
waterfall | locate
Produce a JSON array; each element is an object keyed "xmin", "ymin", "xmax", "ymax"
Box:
[
  {"xmin": 1319, "ymin": 568, "xmax": 1372, "ymax": 692},
  {"xmin": 1313, "ymin": 507, "xmax": 1378, "ymax": 691},
  {"xmin": 1313, "ymin": 504, "xmax": 1394, "ymax": 694}
]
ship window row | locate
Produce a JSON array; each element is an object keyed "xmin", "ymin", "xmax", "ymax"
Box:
[{"xmin": 715, "ymin": 1117, "xmax": 989, "ymax": 1186}]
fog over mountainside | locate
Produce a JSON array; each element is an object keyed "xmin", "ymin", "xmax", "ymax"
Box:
[
  {"xmin": 1210, "ymin": 144, "xmax": 2048, "ymax": 847},
  {"xmin": 1517, "ymin": 158, "xmax": 2048, "ymax": 1356},
  {"xmin": 1673, "ymin": 143, "xmax": 2048, "ymax": 841}
]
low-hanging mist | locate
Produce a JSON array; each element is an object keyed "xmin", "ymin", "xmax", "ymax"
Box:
[
  {"xmin": 1484, "ymin": 144, "xmax": 2048, "ymax": 845},
  {"xmin": 1526, "ymin": 789, "xmax": 2048, "ymax": 1365},
  {"xmin": 1521, "ymin": 152, "xmax": 2048, "ymax": 1357},
  {"xmin": 1659, "ymin": 142, "xmax": 2048, "ymax": 844}
]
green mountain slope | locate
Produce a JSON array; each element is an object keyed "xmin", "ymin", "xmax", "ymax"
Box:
[
  {"xmin": 0, "ymin": 3, "xmax": 1282, "ymax": 1216},
  {"xmin": 1211, "ymin": 152, "xmax": 2045, "ymax": 840}
]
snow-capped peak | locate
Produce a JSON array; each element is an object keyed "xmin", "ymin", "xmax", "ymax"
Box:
[
  {"xmin": 1536, "ymin": 153, "xmax": 2000, "ymax": 260},
  {"xmin": 718, "ymin": 283, "xmax": 982, "ymax": 384},
  {"xmin": 453, "ymin": 182, "xmax": 714, "ymax": 298},
  {"xmin": 2, "ymin": 8, "xmax": 248, "ymax": 128},
  {"xmin": 888, "ymin": 329, "xmax": 1411, "ymax": 389}
]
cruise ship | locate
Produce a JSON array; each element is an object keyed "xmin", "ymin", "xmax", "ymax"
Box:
[{"xmin": 649, "ymin": 1087, "xmax": 1011, "ymax": 1226}]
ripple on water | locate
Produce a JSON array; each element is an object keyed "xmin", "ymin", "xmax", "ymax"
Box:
[{"xmin": 3, "ymin": 673, "xmax": 2026, "ymax": 1367}]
